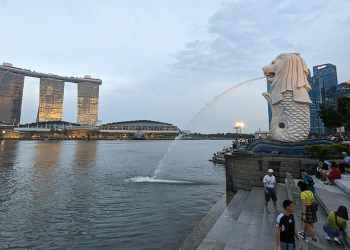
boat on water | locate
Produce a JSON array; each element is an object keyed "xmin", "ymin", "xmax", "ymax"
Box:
[{"xmin": 209, "ymin": 156, "xmax": 225, "ymax": 164}]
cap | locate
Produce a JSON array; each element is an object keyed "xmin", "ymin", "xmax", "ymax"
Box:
[{"xmin": 268, "ymin": 169, "xmax": 274, "ymax": 173}]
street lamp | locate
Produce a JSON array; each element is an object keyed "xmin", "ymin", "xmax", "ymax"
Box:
[{"xmin": 234, "ymin": 122, "xmax": 245, "ymax": 135}]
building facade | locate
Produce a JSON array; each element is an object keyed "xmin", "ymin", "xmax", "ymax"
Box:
[
  {"xmin": 313, "ymin": 64, "xmax": 338, "ymax": 107},
  {"xmin": 0, "ymin": 63, "xmax": 102, "ymax": 126},
  {"xmin": 309, "ymin": 75, "xmax": 325, "ymax": 134},
  {"xmin": 0, "ymin": 71, "xmax": 25, "ymax": 124},
  {"xmin": 77, "ymin": 82, "xmax": 99, "ymax": 126},
  {"xmin": 37, "ymin": 78, "xmax": 65, "ymax": 122}
]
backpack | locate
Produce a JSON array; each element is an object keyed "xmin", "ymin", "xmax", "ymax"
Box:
[
  {"xmin": 315, "ymin": 171, "xmax": 321, "ymax": 179},
  {"xmin": 305, "ymin": 174, "xmax": 315, "ymax": 186}
]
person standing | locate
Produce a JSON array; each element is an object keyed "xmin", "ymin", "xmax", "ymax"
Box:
[
  {"xmin": 297, "ymin": 181, "xmax": 317, "ymax": 242},
  {"xmin": 276, "ymin": 200, "xmax": 303, "ymax": 250},
  {"xmin": 263, "ymin": 169, "xmax": 279, "ymax": 214},
  {"xmin": 323, "ymin": 205, "xmax": 349, "ymax": 245},
  {"xmin": 299, "ymin": 169, "xmax": 315, "ymax": 194}
]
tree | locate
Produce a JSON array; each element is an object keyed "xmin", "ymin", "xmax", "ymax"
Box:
[
  {"xmin": 337, "ymin": 97, "xmax": 350, "ymax": 131},
  {"xmin": 318, "ymin": 104, "xmax": 343, "ymax": 133}
]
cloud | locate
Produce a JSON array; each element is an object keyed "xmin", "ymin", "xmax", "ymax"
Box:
[{"xmin": 170, "ymin": 0, "xmax": 344, "ymax": 77}]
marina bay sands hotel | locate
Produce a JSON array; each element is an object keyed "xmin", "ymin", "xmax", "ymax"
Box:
[{"xmin": 0, "ymin": 62, "xmax": 102, "ymax": 126}]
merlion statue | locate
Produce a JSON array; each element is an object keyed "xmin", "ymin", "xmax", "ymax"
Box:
[{"xmin": 262, "ymin": 53, "xmax": 312, "ymax": 142}]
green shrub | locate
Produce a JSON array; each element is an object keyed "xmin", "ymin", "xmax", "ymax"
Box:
[
  {"xmin": 329, "ymin": 143, "xmax": 350, "ymax": 158},
  {"xmin": 305, "ymin": 145, "xmax": 332, "ymax": 159}
]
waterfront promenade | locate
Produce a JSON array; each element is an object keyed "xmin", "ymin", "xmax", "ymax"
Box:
[{"xmin": 180, "ymin": 174, "xmax": 350, "ymax": 250}]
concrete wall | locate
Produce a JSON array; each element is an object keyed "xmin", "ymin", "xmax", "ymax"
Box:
[{"xmin": 225, "ymin": 153, "xmax": 319, "ymax": 192}]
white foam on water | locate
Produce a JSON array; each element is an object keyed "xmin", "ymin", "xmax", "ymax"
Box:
[{"xmin": 126, "ymin": 176, "xmax": 193, "ymax": 184}]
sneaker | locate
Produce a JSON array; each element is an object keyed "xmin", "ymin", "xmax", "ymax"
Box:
[
  {"xmin": 298, "ymin": 231, "xmax": 305, "ymax": 239},
  {"xmin": 266, "ymin": 210, "xmax": 270, "ymax": 214},
  {"xmin": 324, "ymin": 182, "xmax": 329, "ymax": 185},
  {"xmin": 274, "ymin": 210, "xmax": 280, "ymax": 214},
  {"xmin": 306, "ymin": 238, "xmax": 317, "ymax": 244},
  {"xmin": 325, "ymin": 235, "xmax": 331, "ymax": 241},
  {"xmin": 334, "ymin": 237, "xmax": 341, "ymax": 245}
]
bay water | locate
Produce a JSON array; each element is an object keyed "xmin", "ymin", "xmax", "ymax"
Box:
[{"xmin": 0, "ymin": 140, "xmax": 228, "ymax": 249}]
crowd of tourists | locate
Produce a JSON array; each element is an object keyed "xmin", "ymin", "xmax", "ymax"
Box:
[
  {"xmin": 317, "ymin": 152, "xmax": 350, "ymax": 185},
  {"xmin": 263, "ymin": 166, "xmax": 349, "ymax": 250},
  {"xmin": 211, "ymin": 139, "xmax": 254, "ymax": 161}
]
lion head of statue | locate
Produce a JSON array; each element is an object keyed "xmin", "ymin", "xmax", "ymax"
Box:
[{"xmin": 262, "ymin": 53, "xmax": 312, "ymax": 105}]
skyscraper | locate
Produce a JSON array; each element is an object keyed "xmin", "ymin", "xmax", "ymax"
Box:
[
  {"xmin": 0, "ymin": 71, "xmax": 25, "ymax": 124},
  {"xmin": 309, "ymin": 75, "xmax": 325, "ymax": 134},
  {"xmin": 77, "ymin": 82, "xmax": 99, "ymax": 126},
  {"xmin": 313, "ymin": 64, "xmax": 338, "ymax": 107},
  {"xmin": 37, "ymin": 78, "xmax": 65, "ymax": 122}
]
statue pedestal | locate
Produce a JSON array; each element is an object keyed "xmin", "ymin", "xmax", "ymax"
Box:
[{"xmin": 245, "ymin": 138, "xmax": 334, "ymax": 155}]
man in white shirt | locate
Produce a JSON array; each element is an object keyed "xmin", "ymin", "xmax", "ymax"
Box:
[{"xmin": 263, "ymin": 169, "xmax": 279, "ymax": 214}]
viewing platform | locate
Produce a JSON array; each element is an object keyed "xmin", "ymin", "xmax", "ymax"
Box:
[{"xmin": 0, "ymin": 63, "xmax": 102, "ymax": 84}]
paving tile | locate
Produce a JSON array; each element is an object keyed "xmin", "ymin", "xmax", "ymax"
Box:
[
  {"xmin": 226, "ymin": 233, "xmax": 245, "ymax": 248},
  {"xmin": 231, "ymin": 223, "xmax": 249, "ymax": 236},
  {"xmin": 206, "ymin": 228, "xmax": 223, "ymax": 241},
  {"xmin": 246, "ymin": 225, "xmax": 261, "ymax": 237},
  {"xmin": 242, "ymin": 235, "xmax": 260, "ymax": 250},
  {"xmin": 218, "ymin": 229, "xmax": 233, "ymax": 244},
  {"xmin": 197, "ymin": 239, "xmax": 217, "ymax": 250}
]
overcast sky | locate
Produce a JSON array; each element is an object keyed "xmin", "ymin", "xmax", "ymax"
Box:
[{"xmin": 1, "ymin": 0, "xmax": 349, "ymax": 133}]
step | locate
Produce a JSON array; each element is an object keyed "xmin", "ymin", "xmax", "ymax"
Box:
[
  {"xmin": 249, "ymin": 184, "xmax": 286, "ymax": 250},
  {"xmin": 179, "ymin": 192, "xmax": 237, "ymax": 250},
  {"xmin": 334, "ymin": 174, "xmax": 350, "ymax": 196},
  {"xmin": 224, "ymin": 186, "xmax": 266, "ymax": 250},
  {"xmin": 312, "ymin": 177, "xmax": 350, "ymax": 248},
  {"xmin": 196, "ymin": 189, "xmax": 250, "ymax": 250},
  {"xmin": 288, "ymin": 175, "xmax": 349, "ymax": 249}
]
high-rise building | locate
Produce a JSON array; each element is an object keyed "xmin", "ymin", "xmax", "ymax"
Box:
[
  {"xmin": 309, "ymin": 75, "xmax": 325, "ymax": 134},
  {"xmin": 313, "ymin": 64, "xmax": 338, "ymax": 90},
  {"xmin": 37, "ymin": 78, "xmax": 65, "ymax": 122},
  {"xmin": 0, "ymin": 71, "xmax": 25, "ymax": 124},
  {"xmin": 313, "ymin": 64, "xmax": 338, "ymax": 107},
  {"xmin": 267, "ymin": 80, "xmax": 272, "ymax": 129},
  {"xmin": 77, "ymin": 82, "xmax": 99, "ymax": 126}
]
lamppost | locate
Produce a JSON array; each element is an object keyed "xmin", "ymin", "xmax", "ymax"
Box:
[{"xmin": 234, "ymin": 122, "xmax": 245, "ymax": 136}]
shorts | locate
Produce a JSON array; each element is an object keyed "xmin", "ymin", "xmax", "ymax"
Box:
[
  {"xmin": 280, "ymin": 242, "xmax": 295, "ymax": 250},
  {"xmin": 265, "ymin": 187, "xmax": 277, "ymax": 202}
]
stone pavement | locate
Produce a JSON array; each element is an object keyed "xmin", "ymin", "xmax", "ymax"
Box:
[
  {"xmin": 180, "ymin": 177, "xmax": 350, "ymax": 250},
  {"xmin": 312, "ymin": 173, "xmax": 350, "ymax": 247}
]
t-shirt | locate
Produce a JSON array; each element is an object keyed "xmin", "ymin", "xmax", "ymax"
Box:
[
  {"xmin": 343, "ymin": 156, "xmax": 350, "ymax": 165},
  {"xmin": 263, "ymin": 175, "xmax": 276, "ymax": 188},
  {"xmin": 326, "ymin": 211, "xmax": 348, "ymax": 230},
  {"xmin": 329, "ymin": 167, "xmax": 341, "ymax": 179},
  {"xmin": 300, "ymin": 190, "xmax": 314, "ymax": 206},
  {"xmin": 276, "ymin": 213, "xmax": 295, "ymax": 244},
  {"xmin": 302, "ymin": 175, "xmax": 315, "ymax": 194}
]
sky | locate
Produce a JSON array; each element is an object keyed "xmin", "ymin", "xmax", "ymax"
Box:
[{"xmin": 1, "ymin": 0, "xmax": 350, "ymax": 134}]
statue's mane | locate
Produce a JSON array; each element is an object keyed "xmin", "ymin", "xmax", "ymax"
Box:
[{"xmin": 270, "ymin": 53, "xmax": 312, "ymax": 104}]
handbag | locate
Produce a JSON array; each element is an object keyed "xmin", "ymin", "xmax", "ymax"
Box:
[
  {"xmin": 335, "ymin": 213, "xmax": 344, "ymax": 231},
  {"xmin": 305, "ymin": 191, "xmax": 318, "ymax": 212}
]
